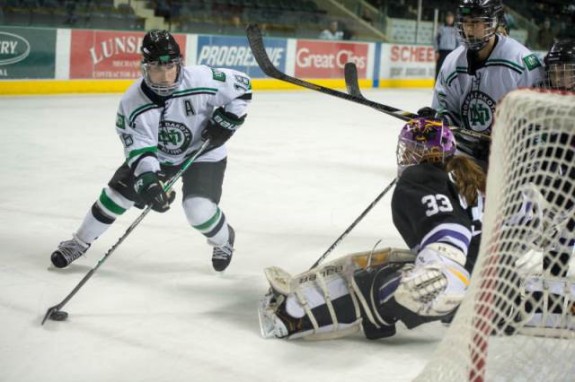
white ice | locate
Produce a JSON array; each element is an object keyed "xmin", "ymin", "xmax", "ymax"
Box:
[{"xmin": 0, "ymin": 88, "xmax": 448, "ymax": 382}]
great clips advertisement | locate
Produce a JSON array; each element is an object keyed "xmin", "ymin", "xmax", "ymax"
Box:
[{"xmin": 294, "ymin": 40, "xmax": 369, "ymax": 78}]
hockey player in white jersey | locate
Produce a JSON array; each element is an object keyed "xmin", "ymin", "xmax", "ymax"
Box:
[
  {"xmin": 258, "ymin": 119, "xmax": 487, "ymax": 340},
  {"xmin": 420, "ymin": 0, "xmax": 545, "ymax": 166},
  {"xmin": 545, "ymin": 38, "xmax": 575, "ymax": 91},
  {"xmin": 50, "ymin": 30, "xmax": 252, "ymax": 272}
]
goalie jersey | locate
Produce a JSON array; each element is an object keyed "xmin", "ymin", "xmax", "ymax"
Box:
[
  {"xmin": 432, "ymin": 35, "xmax": 544, "ymax": 138},
  {"xmin": 115, "ymin": 65, "xmax": 252, "ymax": 175},
  {"xmin": 391, "ymin": 163, "xmax": 483, "ymax": 272}
]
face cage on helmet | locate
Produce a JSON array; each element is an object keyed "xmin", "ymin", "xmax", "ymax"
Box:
[
  {"xmin": 141, "ymin": 58, "xmax": 183, "ymax": 97},
  {"xmin": 546, "ymin": 63, "xmax": 575, "ymax": 91},
  {"xmin": 457, "ymin": 16, "xmax": 499, "ymax": 51},
  {"xmin": 396, "ymin": 138, "xmax": 446, "ymax": 175}
]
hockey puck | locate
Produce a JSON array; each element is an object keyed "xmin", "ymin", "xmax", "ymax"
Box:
[{"xmin": 50, "ymin": 310, "xmax": 69, "ymax": 321}]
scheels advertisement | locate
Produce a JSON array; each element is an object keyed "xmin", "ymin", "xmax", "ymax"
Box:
[
  {"xmin": 380, "ymin": 44, "xmax": 435, "ymax": 79},
  {"xmin": 294, "ymin": 40, "xmax": 369, "ymax": 78},
  {"xmin": 70, "ymin": 30, "xmax": 186, "ymax": 79}
]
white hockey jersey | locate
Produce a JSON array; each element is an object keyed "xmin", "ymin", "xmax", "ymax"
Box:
[
  {"xmin": 115, "ymin": 65, "xmax": 252, "ymax": 176},
  {"xmin": 432, "ymin": 35, "xmax": 544, "ymax": 136}
]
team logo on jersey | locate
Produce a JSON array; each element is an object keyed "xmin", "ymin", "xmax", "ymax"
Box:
[
  {"xmin": 157, "ymin": 120, "xmax": 192, "ymax": 155},
  {"xmin": 461, "ymin": 91, "xmax": 496, "ymax": 133}
]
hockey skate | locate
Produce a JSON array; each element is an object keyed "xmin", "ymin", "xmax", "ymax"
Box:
[
  {"xmin": 50, "ymin": 235, "xmax": 90, "ymax": 268},
  {"xmin": 212, "ymin": 225, "xmax": 235, "ymax": 272}
]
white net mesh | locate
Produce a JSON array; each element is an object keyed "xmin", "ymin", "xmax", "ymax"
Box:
[{"xmin": 416, "ymin": 89, "xmax": 575, "ymax": 382}]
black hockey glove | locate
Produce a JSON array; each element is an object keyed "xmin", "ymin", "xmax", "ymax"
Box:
[
  {"xmin": 454, "ymin": 132, "xmax": 491, "ymax": 164},
  {"xmin": 134, "ymin": 172, "xmax": 175, "ymax": 213},
  {"xmin": 202, "ymin": 108, "xmax": 245, "ymax": 148},
  {"xmin": 416, "ymin": 106, "xmax": 438, "ymax": 119}
]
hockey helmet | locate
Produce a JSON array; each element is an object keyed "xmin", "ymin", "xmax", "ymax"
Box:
[
  {"xmin": 457, "ymin": 0, "xmax": 503, "ymax": 51},
  {"xmin": 140, "ymin": 30, "xmax": 183, "ymax": 96},
  {"xmin": 544, "ymin": 39, "xmax": 575, "ymax": 91},
  {"xmin": 396, "ymin": 118, "xmax": 456, "ymax": 175}
]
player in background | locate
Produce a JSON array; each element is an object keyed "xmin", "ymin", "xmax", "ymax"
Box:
[
  {"xmin": 545, "ymin": 38, "xmax": 575, "ymax": 92},
  {"xmin": 507, "ymin": 38, "xmax": 575, "ymax": 332},
  {"xmin": 258, "ymin": 119, "xmax": 487, "ymax": 340},
  {"xmin": 50, "ymin": 30, "xmax": 252, "ymax": 272},
  {"xmin": 419, "ymin": 0, "xmax": 545, "ymax": 167}
]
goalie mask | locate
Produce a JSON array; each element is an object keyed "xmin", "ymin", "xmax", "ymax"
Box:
[
  {"xmin": 544, "ymin": 39, "xmax": 575, "ymax": 91},
  {"xmin": 396, "ymin": 118, "xmax": 456, "ymax": 175},
  {"xmin": 457, "ymin": 0, "xmax": 503, "ymax": 51},
  {"xmin": 141, "ymin": 30, "xmax": 183, "ymax": 97}
]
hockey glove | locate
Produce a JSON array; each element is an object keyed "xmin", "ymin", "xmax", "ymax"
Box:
[
  {"xmin": 394, "ymin": 243, "xmax": 470, "ymax": 317},
  {"xmin": 202, "ymin": 108, "xmax": 245, "ymax": 148},
  {"xmin": 455, "ymin": 134, "xmax": 491, "ymax": 163},
  {"xmin": 134, "ymin": 172, "xmax": 175, "ymax": 213}
]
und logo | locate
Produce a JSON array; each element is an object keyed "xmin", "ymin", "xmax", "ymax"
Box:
[
  {"xmin": 461, "ymin": 91, "xmax": 496, "ymax": 133},
  {"xmin": 158, "ymin": 120, "xmax": 192, "ymax": 155}
]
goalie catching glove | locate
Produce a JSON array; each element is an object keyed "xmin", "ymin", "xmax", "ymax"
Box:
[
  {"xmin": 394, "ymin": 243, "xmax": 470, "ymax": 317},
  {"xmin": 134, "ymin": 172, "xmax": 176, "ymax": 213},
  {"xmin": 202, "ymin": 108, "xmax": 246, "ymax": 148}
]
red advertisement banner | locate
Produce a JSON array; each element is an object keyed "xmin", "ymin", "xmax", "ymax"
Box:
[
  {"xmin": 294, "ymin": 40, "xmax": 368, "ymax": 78},
  {"xmin": 70, "ymin": 30, "xmax": 186, "ymax": 79}
]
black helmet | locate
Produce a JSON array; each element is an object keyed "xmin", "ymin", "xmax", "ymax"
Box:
[
  {"xmin": 140, "ymin": 30, "xmax": 183, "ymax": 97},
  {"xmin": 544, "ymin": 39, "xmax": 575, "ymax": 90},
  {"xmin": 141, "ymin": 29, "xmax": 181, "ymax": 64},
  {"xmin": 457, "ymin": 0, "xmax": 504, "ymax": 51}
]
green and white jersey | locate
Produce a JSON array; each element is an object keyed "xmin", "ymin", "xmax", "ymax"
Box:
[
  {"xmin": 115, "ymin": 65, "xmax": 252, "ymax": 176},
  {"xmin": 432, "ymin": 35, "xmax": 544, "ymax": 137}
]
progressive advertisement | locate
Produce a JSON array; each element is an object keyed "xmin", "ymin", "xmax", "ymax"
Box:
[{"xmin": 196, "ymin": 35, "xmax": 287, "ymax": 78}]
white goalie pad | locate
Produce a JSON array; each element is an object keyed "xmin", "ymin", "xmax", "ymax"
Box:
[
  {"xmin": 517, "ymin": 275, "xmax": 575, "ymax": 337},
  {"xmin": 259, "ymin": 247, "xmax": 415, "ymax": 340}
]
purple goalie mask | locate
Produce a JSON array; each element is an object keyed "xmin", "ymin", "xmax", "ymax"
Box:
[{"xmin": 396, "ymin": 118, "xmax": 456, "ymax": 174}]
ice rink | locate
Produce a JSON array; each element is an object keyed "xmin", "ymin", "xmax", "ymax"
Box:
[{"xmin": 0, "ymin": 88, "xmax": 449, "ymax": 382}]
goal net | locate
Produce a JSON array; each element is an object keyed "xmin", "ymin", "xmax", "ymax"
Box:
[{"xmin": 416, "ymin": 89, "xmax": 575, "ymax": 382}]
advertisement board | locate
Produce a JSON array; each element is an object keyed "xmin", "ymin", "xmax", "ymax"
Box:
[
  {"xmin": 380, "ymin": 44, "xmax": 435, "ymax": 79},
  {"xmin": 196, "ymin": 35, "xmax": 287, "ymax": 78},
  {"xmin": 294, "ymin": 40, "xmax": 369, "ymax": 78},
  {"xmin": 69, "ymin": 30, "xmax": 186, "ymax": 79},
  {"xmin": 0, "ymin": 27, "xmax": 56, "ymax": 79}
]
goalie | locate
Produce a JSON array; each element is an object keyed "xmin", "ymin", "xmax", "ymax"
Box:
[{"xmin": 258, "ymin": 118, "xmax": 487, "ymax": 340}]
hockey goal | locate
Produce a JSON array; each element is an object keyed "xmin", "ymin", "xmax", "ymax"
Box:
[{"xmin": 416, "ymin": 89, "xmax": 575, "ymax": 382}]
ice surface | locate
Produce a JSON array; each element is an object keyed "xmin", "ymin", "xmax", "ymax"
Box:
[{"xmin": 0, "ymin": 88, "xmax": 448, "ymax": 382}]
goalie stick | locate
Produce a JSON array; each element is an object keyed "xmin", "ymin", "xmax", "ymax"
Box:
[
  {"xmin": 309, "ymin": 178, "xmax": 397, "ymax": 269},
  {"xmin": 246, "ymin": 24, "xmax": 489, "ymax": 142},
  {"xmin": 41, "ymin": 139, "xmax": 212, "ymax": 325}
]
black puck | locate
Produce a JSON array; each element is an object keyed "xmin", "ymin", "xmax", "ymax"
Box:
[{"xmin": 50, "ymin": 310, "xmax": 69, "ymax": 321}]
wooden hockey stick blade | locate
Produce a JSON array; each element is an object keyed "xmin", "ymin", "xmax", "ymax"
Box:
[{"xmin": 247, "ymin": 24, "xmax": 490, "ymax": 142}]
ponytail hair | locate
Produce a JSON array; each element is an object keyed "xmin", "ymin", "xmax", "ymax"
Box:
[{"xmin": 444, "ymin": 155, "xmax": 486, "ymax": 205}]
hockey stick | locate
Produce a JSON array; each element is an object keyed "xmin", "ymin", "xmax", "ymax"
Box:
[
  {"xmin": 309, "ymin": 177, "xmax": 397, "ymax": 269},
  {"xmin": 41, "ymin": 140, "xmax": 211, "ymax": 325},
  {"xmin": 344, "ymin": 62, "xmax": 366, "ymax": 99},
  {"xmin": 246, "ymin": 24, "xmax": 490, "ymax": 142}
]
